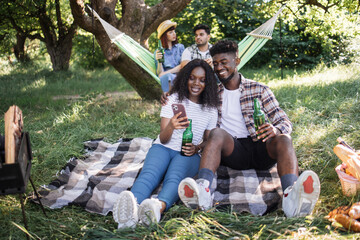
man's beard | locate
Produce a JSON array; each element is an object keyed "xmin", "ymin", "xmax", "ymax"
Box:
[
  {"xmin": 196, "ymin": 42, "xmax": 207, "ymax": 48},
  {"xmin": 218, "ymin": 72, "xmax": 235, "ymax": 85}
]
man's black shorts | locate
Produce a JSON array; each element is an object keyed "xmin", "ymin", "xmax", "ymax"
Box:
[{"xmin": 220, "ymin": 136, "xmax": 276, "ymax": 170}]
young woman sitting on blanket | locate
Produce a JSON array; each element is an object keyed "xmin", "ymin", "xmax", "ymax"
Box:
[
  {"xmin": 155, "ymin": 20, "xmax": 185, "ymax": 92},
  {"xmin": 112, "ymin": 59, "xmax": 219, "ymax": 228}
]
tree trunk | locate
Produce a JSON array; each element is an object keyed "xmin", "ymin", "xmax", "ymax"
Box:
[
  {"xmin": 37, "ymin": 0, "xmax": 77, "ymax": 71},
  {"xmin": 45, "ymin": 30, "xmax": 76, "ymax": 71},
  {"xmin": 70, "ymin": 0, "xmax": 191, "ymax": 100},
  {"xmin": 111, "ymin": 52, "xmax": 162, "ymax": 100},
  {"xmin": 13, "ymin": 33, "xmax": 29, "ymax": 63}
]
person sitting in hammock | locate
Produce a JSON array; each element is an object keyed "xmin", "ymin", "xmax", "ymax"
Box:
[
  {"xmin": 155, "ymin": 20, "xmax": 185, "ymax": 92},
  {"xmin": 112, "ymin": 59, "xmax": 218, "ymax": 228}
]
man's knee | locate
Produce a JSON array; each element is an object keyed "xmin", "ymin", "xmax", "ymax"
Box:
[
  {"xmin": 208, "ymin": 128, "xmax": 228, "ymax": 143},
  {"xmin": 267, "ymin": 134, "xmax": 295, "ymax": 157},
  {"xmin": 205, "ymin": 128, "xmax": 235, "ymax": 156},
  {"xmin": 269, "ymin": 134, "xmax": 298, "ymax": 175},
  {"xmin": 272, "ymin": 134, "xmax": 293, "ymax": 148}
]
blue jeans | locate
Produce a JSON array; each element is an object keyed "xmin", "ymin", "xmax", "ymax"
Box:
[
  {"xmin": 131, "ymin": 144, "xmax": 200, "ymax": 211},
  {"xmin": 160, "ymin": 73, "xmax": 177, "ymax": 92}
]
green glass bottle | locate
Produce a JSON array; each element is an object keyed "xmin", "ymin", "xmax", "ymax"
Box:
[
  {"xmin": 253, "ymin": 98, "xmax": 266, "ymax": 136},
  {"xmin": 157, "ymin": 39, "xmax": 165, "ymax": 63},
  {"xmin": 181, "ymin": 119, "xmax": 193, "ymax": 156}
]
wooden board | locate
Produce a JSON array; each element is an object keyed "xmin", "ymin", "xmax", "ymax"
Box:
[{"xmin": 4, "ymin": 105, "xmax": 23, "ymax": 164}]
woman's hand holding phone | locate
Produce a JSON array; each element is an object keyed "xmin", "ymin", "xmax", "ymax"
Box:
[
  {"xmin": 171, "ymin": 104, "xmax": 189, "ymax": 128},
  {"xmin": 169, "ymin": 112, "xmax": 188, "ymax": 129}
]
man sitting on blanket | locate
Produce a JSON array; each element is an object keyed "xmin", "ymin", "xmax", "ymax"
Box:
[{"xmin": 175, "ymin": 40, "xmax": 321, "ymax": 218}]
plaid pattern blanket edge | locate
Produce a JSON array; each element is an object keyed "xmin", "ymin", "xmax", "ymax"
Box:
[{"xmin": 37, "ymin": 137, "xmax": 282, "ymax": 216}]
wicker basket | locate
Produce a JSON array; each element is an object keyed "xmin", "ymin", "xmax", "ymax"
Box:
[{"xmin": 335, "ymin": 164, "xmax": 360, "ymax": 196}]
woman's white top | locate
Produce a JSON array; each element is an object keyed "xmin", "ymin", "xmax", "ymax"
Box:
[{"xmin": 153, "ymin": 93, "xmax": 218, "ymax": 151}]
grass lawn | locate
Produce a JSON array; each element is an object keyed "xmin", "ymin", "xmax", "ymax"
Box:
[{"xmin": 0, "ymin": 58, "xmax": 360, "ymax": 239}]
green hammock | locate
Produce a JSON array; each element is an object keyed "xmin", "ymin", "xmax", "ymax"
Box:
[
  {"xmin": 87, "ymin": 5, "xmax": 284, "ymax": 84},
  {"xmin": 88, "ymin": 6, "xmax": 160, "ymax": 83}
]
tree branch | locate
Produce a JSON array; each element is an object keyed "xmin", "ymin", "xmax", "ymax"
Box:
[
  {"xmin": 281, "ymin": 0, "xmax": 340, "ymax": 12},
  {"xmin": 37, "ymin": 2, "xmax": 58, "ymax": 46},
  {"xmin": 27, "ymin": 33, "xmax": 45, "ymax": 42},
  {"xmin": 55, "ymin": 0, "xmax": 65, "ymax": 36},
  {"xmin": 142, "ymin": 0, "xmax": 191, "ymax": 40},
  {"xmin": 69, "ymin": 0, "xmax": 95, "ymax": 33}
]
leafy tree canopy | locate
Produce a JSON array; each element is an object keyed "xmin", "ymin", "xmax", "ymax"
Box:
[
  {"xmin": 145, "ymin": 0, "xmax": 358, "ymax": 68},
  {"xmin": 0, "ymin": 0, "xmax": 77, "ymax": 70}
]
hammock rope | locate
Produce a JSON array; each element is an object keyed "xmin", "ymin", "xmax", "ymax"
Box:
[
  {"xmin": 237, "ymin": 5, "xmax": 285, "ymax": 70},
  {"xmin": 87, "ymin": 5, "xmax": 284, "ymax": 82}
]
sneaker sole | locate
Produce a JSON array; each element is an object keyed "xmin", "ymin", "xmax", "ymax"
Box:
[
  {"xmin": 178, "ymin": 177, "xmax": 200, "ymax": 209},
  {"xmin": 113, "ymin": 191, "xmax": 138, "ymax": 228},
  {"xmin": 293, "ymin": 170, "xmax": 321, "ymax": 217}
]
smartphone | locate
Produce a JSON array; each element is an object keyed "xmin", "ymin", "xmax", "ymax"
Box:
[{"xmin": 171, "ymin": 104, "xmax": 188, "ymax": 127}]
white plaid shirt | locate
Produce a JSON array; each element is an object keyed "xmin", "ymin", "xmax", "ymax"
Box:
[{"xmin": 185, "ymin": 44, "xmax": 212, "ymax": 60}]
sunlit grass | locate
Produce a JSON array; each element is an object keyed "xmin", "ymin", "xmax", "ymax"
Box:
[
  {"xmin": 21, "ymin": 78, "xmax": 47, "ymax": 92},
  {"xmin": 268, "ymin": 63, "xmax": 359, "ymax": 88},
  {"xmin": 0, "ymin": 59, "xmax": 360, "ymax": 239},
  {"xmin": 53, "ymin": 103, "xmax": 87, "ymax": 125}
]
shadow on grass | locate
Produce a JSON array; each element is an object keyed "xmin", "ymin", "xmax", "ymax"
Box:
[{"xmin": 0, "ymin": 67, "xmax": 133, "ymax": 114}]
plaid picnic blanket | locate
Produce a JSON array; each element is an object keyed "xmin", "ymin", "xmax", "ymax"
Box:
[{"xmin": 37, "ymin": 137, "xmax": 282, "ymax": 216}]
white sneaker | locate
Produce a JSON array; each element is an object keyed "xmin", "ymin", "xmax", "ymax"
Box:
[
  {"xmin": 282, "ymin": 170, "xmax": 320, "ymax": 218},
  {"xmin": 138, "ymin": 198, "xmax": 162, "ymax": 226},
  {"xmin": 178, "ymin": 177, "xmax": 212, "ymax": 210},
  {"xmin": 112, "ymin": 190, "xmax": 139, "ymax": 229}
]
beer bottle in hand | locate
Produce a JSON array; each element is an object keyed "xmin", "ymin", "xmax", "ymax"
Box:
[
  {"xmin": 253, "ymin": 98, "xmax": 266, "ymax": 137},
  {"xmin": 181, "ymin": 119, "xmax": 193, "ymax": 156},
  {"xmin": 157, "ymin": 40, "xmax": 165, "ymax": 63}
]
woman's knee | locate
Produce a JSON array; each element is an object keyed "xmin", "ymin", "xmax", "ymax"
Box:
[{"xmin": 167, "ymin": 154, "xmax": 200, "ymax": 178}]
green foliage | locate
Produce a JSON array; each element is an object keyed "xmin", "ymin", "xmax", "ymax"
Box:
[
  {"xmin": 267, "ymin": 22, "xmax": 326, "ymax": 69},
  {"xmin": 0, "ymin": 1, "xmax": 38, "ymax": 60},
  {"xmin": 71, "ymin": 30, "xmax": 108, "ymax": 69},
  {"xmin": 0, "ymin": 21, "xmax": 16, "ymax": 57},
  {"xmin": 165, "ymin": 0, "xmax": 360, "ymax": 70},
  {"xmin": 0, "ymin": 0, "xmax": 77, "ymax": 70},
  {"xmin": 278, "ymin": 2, "xmax": 360, "ymax": 68}
]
